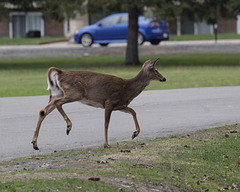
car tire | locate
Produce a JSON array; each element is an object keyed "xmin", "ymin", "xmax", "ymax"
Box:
[
  {"xmin": 150, "ymin": 40, "xmax": 161, "ymax": 45},
  {"xmin": 99, "ymin": 43, "xmax": 109, "ymax": 47},
  {"xmin": 138, "ymin": 33, "xmax": 144, "ymax": 45},
  {"xmin": 81, "ymin": 33, "xmax": 93, "ymax": 47}
]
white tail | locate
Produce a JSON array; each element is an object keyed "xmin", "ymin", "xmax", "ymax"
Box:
[
  {"xmin": 32, "ymin": 58, "xmax": 166, "ymax": 150},
  {"xmin": 47, "ymin": 68, "xmax": 63, "ymax": 98}
]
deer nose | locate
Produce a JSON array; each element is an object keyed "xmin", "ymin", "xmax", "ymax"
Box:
[{"xmin": 160, "ymin": 77, "xmax": 166, "ymax": 82}]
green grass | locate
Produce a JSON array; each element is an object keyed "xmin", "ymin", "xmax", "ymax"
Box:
[
  {"xmin": 0, "ymin": 37, "xmax": 67, "ymax": 45},
  {"xmin": 111, "ymin": 125, "xmax": 240, "ymax": 191},
  {"xmin": 170, "ymin": 34, "xmax": 240, "ymax": 41},
  {"xmin": 0, "ymin": 54, "xmax": 240, "ymax": 97},
  {"xmin": 1, "ymin": 124, "xmax": 239, "ymax": 191},
  {"xmin": 0, "ymin": 178, "xmax": 131, "ymax": 192},
  {"xmin": 0, "ymin": 34, "xmax": 239, "ymax": 45}
]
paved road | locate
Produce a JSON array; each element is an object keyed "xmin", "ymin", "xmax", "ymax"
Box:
[
  {"xmin": 0, "ymin": 87, "xmax": 239, "ymax": 162},
  {"xmin": 0, "ymin": 40, "xmax": 240, "ymax": 58}
]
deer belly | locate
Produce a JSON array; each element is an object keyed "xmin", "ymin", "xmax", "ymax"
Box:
[{"xmin": 79, "ymin": 99, "xmax": 104, "ymax": 108}]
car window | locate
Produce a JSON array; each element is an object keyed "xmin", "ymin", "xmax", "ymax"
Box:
[
  {"xmin": 139, "ymin": 16, "xmax": 151, "ymax": 21},
  {"xmin": 119, "ymin": 15, "xmax": 128, "ymax": 24},
  {"xmin": 101, "ymin": 15, "xmax": 120, "ymax": 26}
]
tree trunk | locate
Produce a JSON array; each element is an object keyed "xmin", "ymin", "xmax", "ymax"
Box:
[{"xmin": 123, "ymin": 6, "xmax": 141, "ymax": 66}]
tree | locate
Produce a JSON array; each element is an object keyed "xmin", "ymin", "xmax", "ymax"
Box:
[
  {"xmin": 0, "ymin": 0, "xmax": 85, "ymax": 21},
  {"xmin": 154, "ymin": 0, "xmax": 240, "ymax": 35},
  {"xmin": 125, "ymin": 4, "xmax": 140, "ymax": 65},
  {"xmin": 87, "ymin": 0, "xmax": 147, "ymax": 65}
]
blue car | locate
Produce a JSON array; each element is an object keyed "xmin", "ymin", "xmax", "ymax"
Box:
[{"xmin": 74, "ymin": 13, "xmax": 170, "ymax": 47}]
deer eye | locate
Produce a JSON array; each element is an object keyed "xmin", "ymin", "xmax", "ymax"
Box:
[{"xmin": 155, "ymin": 69, "xmax": 158, "ymax": 73}]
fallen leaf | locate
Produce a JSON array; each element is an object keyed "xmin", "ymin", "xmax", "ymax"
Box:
[
  {"xmin": 88, "ymin": 177, "xmax": 100, "ymax": 181},
  {"xmin": 97, "ymin": 160, "xmax": 109, "ymax": 164},
  {"xmin": 225, "ymin": 133, "xmax": 230, "ymax": 138},
  {"xmin": 229, "ymin": 130, "xmax": 238, "ymax": 133},
  {"xmin": 224, "ymin": 186, "xmax": 229, "ymax": 190},
  {"xmin": 120, "ymin": 149, "xmax": 131, "ymax": 153},
  {"xmin": 222, "ymin": 155, "xmax": 228, "ymax": 159},
  {"xmin": 232, "ymin": 183, "xmax": 238, "ymax": 189},
  {"xmin": 26, "ymin": 156, "xmax": 35, "ymax": 159}
]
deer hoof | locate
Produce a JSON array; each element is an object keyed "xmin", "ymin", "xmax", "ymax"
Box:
[
  {"xmin": 66, "ymin": 129, "xmax": 70, "ymax": 135},
  {"xmin": 66, "ymin": 125, "xmax": 71, "ymax": 135},
  {"xmin": 132, "ymin": 131, "xmax": 138, "ymax": 140},
  {"xmin": 32, "ymin": 141, "xmax": 39, "ymax": 150}
]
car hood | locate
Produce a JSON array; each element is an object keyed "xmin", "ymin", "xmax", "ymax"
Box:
[{"xmin": 78, "ymin": 24, "xmax": 97, "ymax": 33}]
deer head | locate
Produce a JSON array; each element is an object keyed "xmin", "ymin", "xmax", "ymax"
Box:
[{"xmin": 142, "ymin": 58, "xmax": 166, "ymax": 82}]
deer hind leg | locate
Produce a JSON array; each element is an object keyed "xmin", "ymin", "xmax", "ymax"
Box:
[
  {"xmin": 121, "ymin": 107, "xmax": 140, "ymax": 140},
  {"xmin": 32, "ymin": 100, "xmax": 56, "ymax": 150},
  {"xmin": 104, "ymin": 104, "xmax": 113, "ymax": 148}
]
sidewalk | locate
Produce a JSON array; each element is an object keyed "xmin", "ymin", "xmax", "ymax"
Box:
[{"xmin": 1, "ymin": 39, "xmax": 240, "ymax": 49}]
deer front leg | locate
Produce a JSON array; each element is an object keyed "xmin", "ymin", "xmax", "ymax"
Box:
[
  {"xmin": 121, "ymin": 107, "xmax": 140, "ymax": 140},
  {"xmin": 32, "ymin": 101, "xmax": 56, "ymax": 150},
  {"xmin": 104, "ymin": 105, "xmax": 113, "ymax": 148},
  {"xmin": 53, "ymin": 98, "xmax": 72, "ymax": 135}
]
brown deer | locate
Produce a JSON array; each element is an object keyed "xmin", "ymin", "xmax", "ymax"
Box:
[{"xmin": 31, "ymin": 58, "xmax": 166, "ymax": 150}]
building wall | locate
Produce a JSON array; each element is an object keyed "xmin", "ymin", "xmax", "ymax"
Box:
[
  {"xmin": 174, "ymin": 16, "xmax": 238, "ymax": 36},
  {"xmin": 0, "ymin": 19, "xmax": 9, "ymax": 37},
  {"xmin": 181, "ymin": 20, "xmax": 194, "ymax": 34},
  {"xmin": 68, "ymin": 12, "xmax": 89, "ymax": 42},
  {"xmin": 195, "ymin": 20, "xmax": 212, "ymax": 35},
  {"xmin": 69, "ymin": 13, "xmax": 89, "ymax": 36},
  {"xmin": 44, "ymin": 18, "xmax": 64, "ymax": 37},
  {"xmin": 237, "ymin": 15, "xmax": 240, "ymax": 34},
  {"xmin": 0, "ymin": 13, "xmax": 65, "ymax": 38},
  {"xmin": 218, "ymin": 17, "xmax": 237, "ymax": 34}
]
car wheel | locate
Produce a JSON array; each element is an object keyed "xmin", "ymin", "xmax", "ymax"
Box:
[
  {"xmin": 81, "ymin": 33, "xmax": 93, "ymax": 47},
  {"xmin": 150, "ymin": 40, "xmax": 161, "ymax": 45},
  {"xmin": 99, "ymin": 43, "xmax": 109, "ymax": 47},
  {"xmin": 138, "ymin": 33, "xmax": 144, "ymax": 45}
]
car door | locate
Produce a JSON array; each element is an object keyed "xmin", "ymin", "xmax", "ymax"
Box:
[
  {"xmin": 116, "ymin": 15, "xmax": 128, "ymax": 40},
  {"xmin": 94, "ymin": 15, "xmax": 120, "ymax": 41}
]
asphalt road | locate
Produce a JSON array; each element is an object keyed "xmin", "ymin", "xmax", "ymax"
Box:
[
  {"xmin": 0, "ymin": 39, "xmax": 240, "ymax": 58},
  {"xmin": 1, "ymin": 87, "xmax": 239, "ymax": 162}
]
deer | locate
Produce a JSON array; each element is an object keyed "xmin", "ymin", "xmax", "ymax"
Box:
[{"xmin": 31, "ymin": 58, "xmax": 166, "ymax": 150}]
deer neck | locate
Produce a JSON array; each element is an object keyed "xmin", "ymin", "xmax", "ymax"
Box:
[{"xmin": 126, "ymin": 69, "xmax": 151, "ymax": 101}]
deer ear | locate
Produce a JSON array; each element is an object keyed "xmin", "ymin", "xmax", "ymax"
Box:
[
  {"xmin": 148, "ymin": 58, "xmax": 159, "ymax": 69},
  {"xmin": 153, "ymin": 58, "xmax": 159, "ymax": 64},
  {"xmin": 142, "ymin": 59, "xmax": 152, "ymax": 68}
]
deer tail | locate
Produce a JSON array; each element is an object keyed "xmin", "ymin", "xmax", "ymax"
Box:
[{"xmin": 47, "ymin": 67, "xmax": 63, "ymax": 97}]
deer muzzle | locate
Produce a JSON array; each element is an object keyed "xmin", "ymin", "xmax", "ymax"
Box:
[{"xmin": 160, "ymin": 77, "xmax": 166, "ymax": 82}]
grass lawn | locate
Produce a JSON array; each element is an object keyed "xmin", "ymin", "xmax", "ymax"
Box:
[
  {"xmin": 170, "ymin": 34, "xmax": 240, "ymax": 41},
  {"xmin": 0, "ymin": 54, "xmax": 240, "ymax": 97},
  {"xmin": 0, "ymin": 124, "xmax": 239, "ymax": 191},
  {"xmin": 0, "ymin": 37, "xmax": 67, "ymax": 45}
]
